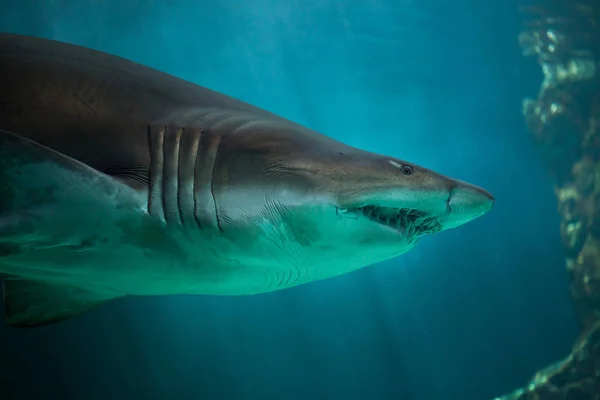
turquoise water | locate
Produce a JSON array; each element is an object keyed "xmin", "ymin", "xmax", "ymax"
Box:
[{"xmin": 0, "ymin": 1, "xmax": 578, "ymax": 399}]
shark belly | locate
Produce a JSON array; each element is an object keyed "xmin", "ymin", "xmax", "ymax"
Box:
[{"xmin": 0, "ymin": 224, "xmax": 318, "ymax": 297}]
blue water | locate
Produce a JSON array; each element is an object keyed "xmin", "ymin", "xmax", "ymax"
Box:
[{"xmin": 0, "ymin": 1, "xmax": 579, "ymax": 399}]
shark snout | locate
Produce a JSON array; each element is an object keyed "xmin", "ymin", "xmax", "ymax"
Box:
[
  {"xmin": 449, "ymin": 182, "xmax": 495, "ymax": 210},
  {"xmin": 443, "ymin": 181, "xmax": 494, "ymax": 230}
]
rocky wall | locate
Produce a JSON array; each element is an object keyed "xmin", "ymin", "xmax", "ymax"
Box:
[{"xmin": 497, "ymin": 1, "xmax": 600, "ymax": 399}]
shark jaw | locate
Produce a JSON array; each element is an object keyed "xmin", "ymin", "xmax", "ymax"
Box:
[{"xmin": 337, "ymin": 205, "xmax": 442, "ymax": 238}]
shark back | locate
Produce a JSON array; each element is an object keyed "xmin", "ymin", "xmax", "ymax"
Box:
[{"xmin": 0, "ymin": 32, "xmax": 287, "ymax": 187}]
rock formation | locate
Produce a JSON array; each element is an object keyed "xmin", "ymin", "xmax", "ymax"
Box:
[{"xmin": 497, "ymin": 2, "xmax": 600, "ymax": 399}]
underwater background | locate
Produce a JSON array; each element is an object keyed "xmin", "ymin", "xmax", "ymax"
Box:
[{"xmin": 0, "ymin": 0, "xmax": 581, "ymax": 399}]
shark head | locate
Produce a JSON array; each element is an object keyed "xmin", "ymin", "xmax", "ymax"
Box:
[{"xmin": 210, "ymin": 120, "xmax": 494, "ymax": 285}]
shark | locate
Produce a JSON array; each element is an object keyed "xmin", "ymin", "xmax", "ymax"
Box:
[{"xmin": 0, "ymin": 33, "xmax": 494, "ymax": 327}]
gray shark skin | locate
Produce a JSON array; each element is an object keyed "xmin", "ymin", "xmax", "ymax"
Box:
[{"xmin": 0, "ymin": 33, "xmax": 494, "ymax": 327}]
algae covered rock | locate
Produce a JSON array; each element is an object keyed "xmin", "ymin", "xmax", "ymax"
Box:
[{"xmin": 496, "ymin": 1, "xmax": 600, "ymax": 398}]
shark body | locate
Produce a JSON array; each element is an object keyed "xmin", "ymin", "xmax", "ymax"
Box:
[{"xmin": 0, "ymin": 33, "xmax": 494, "ymax": 327}]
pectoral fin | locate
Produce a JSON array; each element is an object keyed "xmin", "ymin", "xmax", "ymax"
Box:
[
  {"xmin": 2, "ymin": 279, "xmax": 121, "ymax": 327},
  {"xmin": 0, "ymin": 128, "xmax": 143, "ymax": 255}
]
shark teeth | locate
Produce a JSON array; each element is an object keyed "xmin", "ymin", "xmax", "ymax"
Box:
[
  {"xmin": 339, "ymin": 205, "xmax": 441, "ymax": 236},
  {"xmin": 336, "ymin": 207, "xmax": 359, "ymax": 219}
]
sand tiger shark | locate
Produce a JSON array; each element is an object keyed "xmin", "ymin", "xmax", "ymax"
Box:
[{"xmin": 0, "ymin": 33, "xmax": 494, "ymax": 327}]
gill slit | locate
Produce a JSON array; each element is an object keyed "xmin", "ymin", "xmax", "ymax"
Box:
[
  {"xmin": 148, "ymin": 125, "xmax": 166, "ymax": 222},
  {"xmin": 172, "ymin": 128, "xmax": 184, "ymax": 226},
  {"xmin": 211, "ymin": 135, "xmax": 224, "ymax": 233},
  {"xmin": 159, "ymin": 125, "xmax": 172, "ymax": 224},
  {"xmin": 192, "ymin": 131, "xmax": 203, "ymax": 230}
]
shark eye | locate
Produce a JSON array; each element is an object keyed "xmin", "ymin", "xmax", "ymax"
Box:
[{"xmin": 401, "ymin": 165, "xmax": 414, "ymax": 175}]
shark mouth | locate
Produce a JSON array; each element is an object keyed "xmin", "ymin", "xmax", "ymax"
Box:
[{"xmin": 339, "ymin": 205, "xmax": 442, "ymax": 236}]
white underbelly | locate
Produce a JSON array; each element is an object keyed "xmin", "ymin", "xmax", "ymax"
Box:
[{"xmin": 0, "ymin": 241, "xmax": 316, "ymax": 296}]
